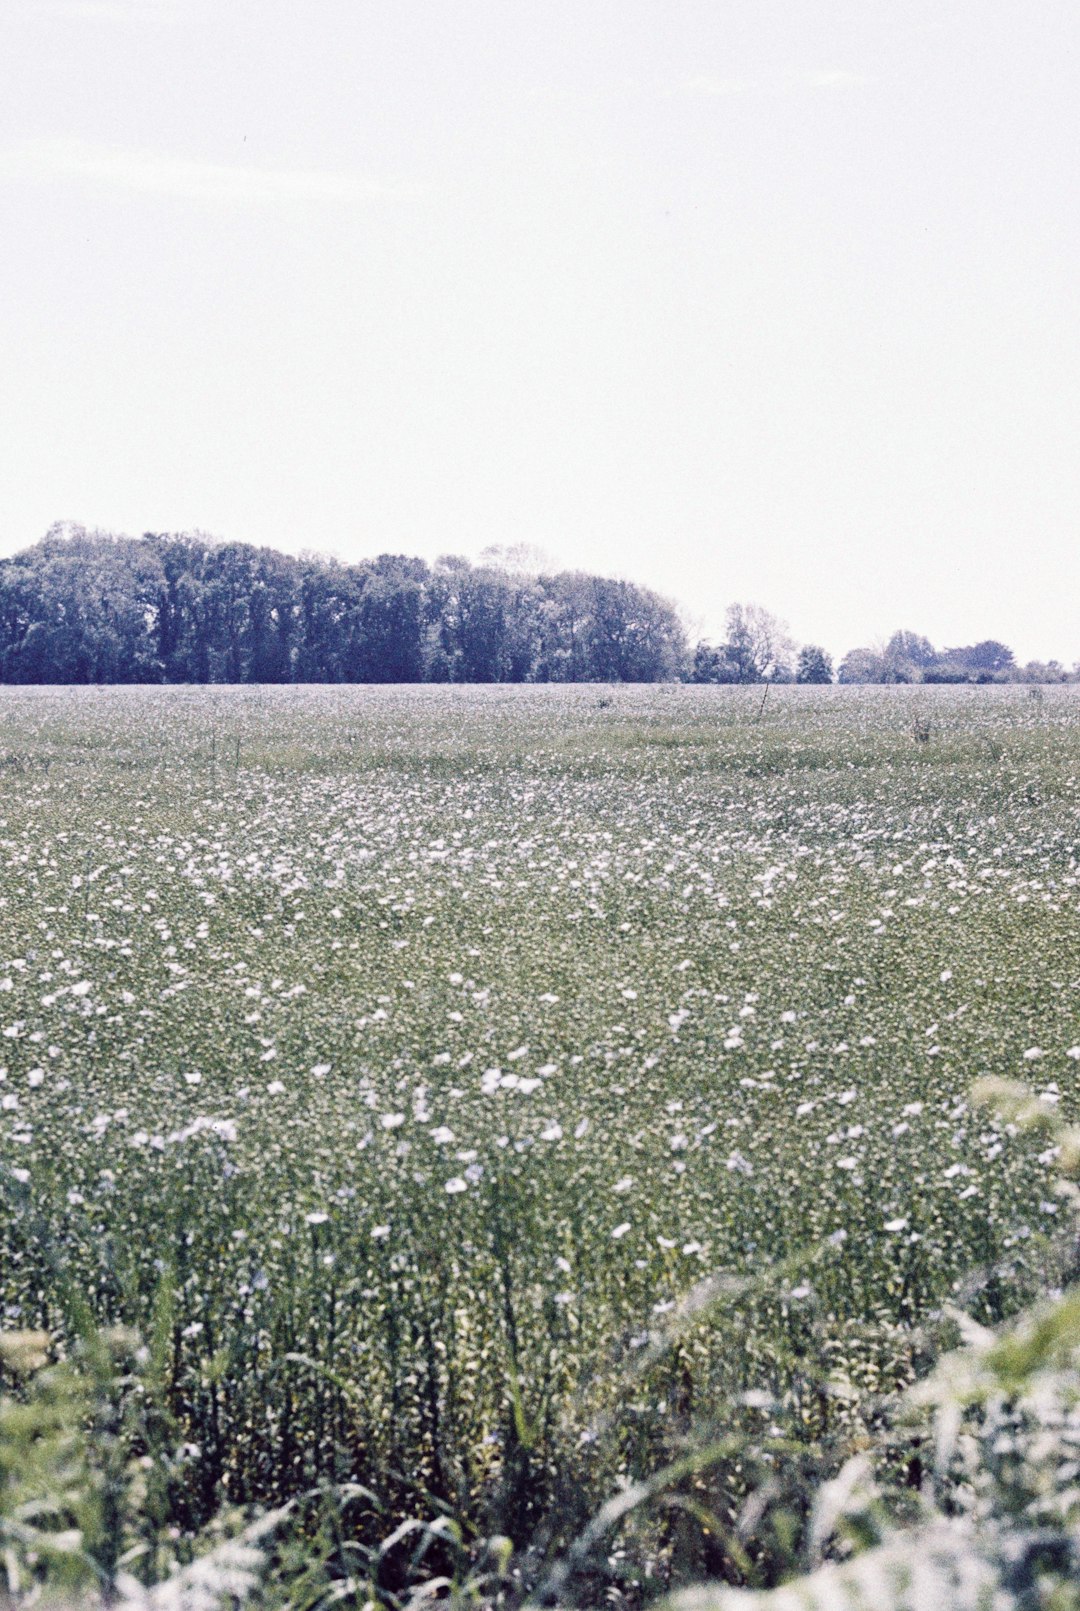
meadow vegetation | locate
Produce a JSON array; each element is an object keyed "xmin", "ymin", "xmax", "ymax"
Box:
[{"xmin": 1, "ymin": 684, "xmax": 1079, "ymax": 1607}]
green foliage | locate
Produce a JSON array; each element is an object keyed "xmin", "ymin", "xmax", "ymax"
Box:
[
  {"xmin": 0, "ymin": 528, "xmax": 687, "ymax": 686},
  {"xmin": 795, "ymin": 646, "xmax": 833, "ymax": 685},
  {"xmin": 654, "ymin": 1086, "xmax": 1080, "ymax": 1609},
  {"xmin": 0, "ymin": 1320, "xmax": 285, "ymax": 1608}
]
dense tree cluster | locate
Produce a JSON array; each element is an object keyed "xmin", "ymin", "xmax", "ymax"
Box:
[{"xmin": 0, "ymin": 526, "xmax": 687, "ymax": 684}]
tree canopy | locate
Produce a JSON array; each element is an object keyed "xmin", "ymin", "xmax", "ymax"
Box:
[
  {"xmin": 0, "ymin": 526, "xmax": 688, "ymax": 685},
  {"xmin": 1, "ymin": 529, "xmax": 1071, "ymax": 685}
]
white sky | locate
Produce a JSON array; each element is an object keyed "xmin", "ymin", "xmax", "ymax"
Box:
[{"xmin": 2, "ymin": 0, "xmax": 1078, "ymax": 662}]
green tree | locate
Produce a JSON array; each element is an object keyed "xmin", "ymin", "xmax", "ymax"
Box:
[
  {"xmin": 838, "ymin": 646, "xmax": 886, "ymax": 684},
  {"xmin": 795, "ymin": 644, "xmax": 833, "ymax": 683}
]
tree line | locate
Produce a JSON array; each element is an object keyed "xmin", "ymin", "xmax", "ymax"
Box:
[
  {"xmin": 0, "ymin": 526, "xmax": 1071, "ymax": 685},
  {"xmin": 690, "ymin": 609, "xmax": 1076, "ymax": 686},
  {"xmin": 0, "ymin": 526, "xmax": 687, "ymax": 685}
]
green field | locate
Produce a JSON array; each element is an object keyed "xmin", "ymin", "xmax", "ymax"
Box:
[{"xmin": 2, "ymin": 684, "xmax": 1079, "ymax": 1601}]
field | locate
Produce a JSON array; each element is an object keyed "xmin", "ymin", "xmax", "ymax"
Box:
[{"xmin": 2, "ymin": 683, "xmax": 1079, "ymax": 1600}]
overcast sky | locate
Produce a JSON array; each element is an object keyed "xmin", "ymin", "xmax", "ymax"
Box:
[{"xmin": 2, "ymin": 1, "xmax": 1078, "ymax": 661}]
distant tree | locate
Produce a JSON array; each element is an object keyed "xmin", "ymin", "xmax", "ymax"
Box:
[
  {"xmin": 887, "ymin": 629, "xmax": 936, "ymax": 667},
  {"xmin": 838, "ymin": 646, "xmax": 886, "ymax": 685},
  {"xmin": 883, "ymin": 629, "xmax": 936, "ymax": 683},
  {"xmin": 796, "ymin": 644, "xmax": 833, "ymax": 684},
  {"xmin": 532, "ymin": 572, "xmax": 594, "ymax": 681},
  {"xmin": 346, "ymin": 557, "xmax": 426, "ymax": 681},
  {"xmin": 246, "ymin": 548, "xmax": 298, "ymax": 683},
  {"xmin": 941, "ymin": 639, "xmax": 1016, "ymax": 675},
  {"xmin": 716, "ymin": 603, "xmax": 795, "ymax": 683},
  {"xmin": 293, "ymin": 558, "xmax": 359, "ymax": 681},
  {"xmin": 688, "ymin": 641, "xmax": 724, "ymax": 683},
  {"xmin": 1019, "ymin": 659, "xmax": 1070, "ymax": 684},
  {"xmin": 518, "ymin": 571, "xmax": 684, "ymax": 683},
  {"xmin": 427, "ymin": 561, "xmax": 511, "ymax": 682},
  {"xmin": 5, "ymin": 524, "xmax": 164, "ymax": 683}
]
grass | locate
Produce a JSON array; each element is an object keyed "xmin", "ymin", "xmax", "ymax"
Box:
[{"xmin": 1, "ymin": 682, "xmax": 1079, "ymax": 1602}]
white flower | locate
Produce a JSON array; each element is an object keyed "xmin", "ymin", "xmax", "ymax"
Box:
[
  {"xmin": 541, "ymin": 1122, "xmax": 563, "ymax": 1141},
  {"xmin": 836, "ymin": 1156, "xmax": 857, "ymax": 1170},
  {"xmin": 431, "ymin": 1126, "xmax": 454, "ymax": 1145},
  {"xmin": 371, "ymin": 1224, "xmax": 390, "ymax": 1239},
  {"xmin": 883, "ymin": 1217, "xmax": 909, "ymax": 1232},
  {"xmin": 444, "ymin": 1177, "xmax": 467, "ymax": 1194},
  {"xmin": 612, "ymin": 1176, "xmax": 634, "ymax": 1194},
  {"xmin": 27, "ymin": 1068, "xmax": 45, "ymax": 1087},
  {"xmin": 184, "ymin": 1072, "xmax": 202, "ymax": 1086},
  {"xmin": 311, "ymin": 1063, "xmax": 331, "ymax": 1076},
  {"xmin": 1023, "ymin": 1047, "xmax": 1043, "ymax": 1061},
  {"xmin": 574, "ymin": 1118, "xmax": 589, "ymax": 1138},
  {"xmin": 305, "ymin": 1212, "xmax": 329, "ymax": 1225},
  {"xmin": 940, "ymin": 969, "xmax": 953, "ymax": 983},
  {"xmin": 267, "ymin": 1080, "xmax": 286, "ymax": 1095},
  {"xmin": 381, "ymin": 1112, "xmax": 405, "ymax": 1128},
  {"xmin": 611, "ymin": 1222, "xmax": 631, "ymax": 1239}
]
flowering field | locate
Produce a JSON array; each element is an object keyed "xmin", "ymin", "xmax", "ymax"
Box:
[{"xmin": 1, "ymin": 683, "xmax": 1079, "ymax": 1593}]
